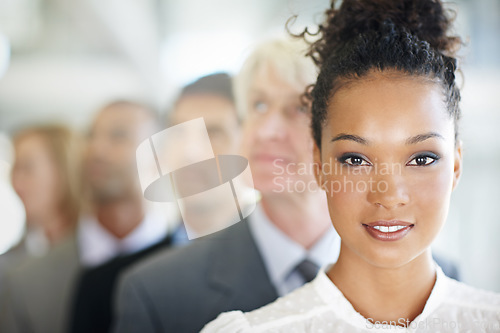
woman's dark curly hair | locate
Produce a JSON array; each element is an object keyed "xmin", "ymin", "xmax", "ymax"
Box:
[{"xmin": 299, "ymin": 0, "xmax": 463, "ymax": 148}]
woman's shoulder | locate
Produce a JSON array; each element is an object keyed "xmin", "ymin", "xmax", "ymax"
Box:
[
  {"xmin": 444, "ymin": 277, "xmax": 500, "ymax": 310},
  {"xmin": 434, "ymin": 276, "xmax": 500, "ymax": 331},
  {"xmin": 202, "ymin": 275, "xmax": 334, "ymax": 332}
]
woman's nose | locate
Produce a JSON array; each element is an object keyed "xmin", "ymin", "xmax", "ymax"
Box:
[{"xmin": 367, "ymin": 171, "xmax": 410, "ymax": 209}]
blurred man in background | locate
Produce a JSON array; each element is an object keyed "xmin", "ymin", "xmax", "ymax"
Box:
[
  {"xmin": 0, "ymin": 101, "xmax": 168, "ymax": 333},
  {"xmin": 113, "ymin": 38, "xmax": 339, "ymax": 333},
  {"xmin": 68, "ymin": 73, "xmax": 241, "ymax": 333},
  {"xmin": 165, "ymin": 72, "xmax": 242, "ymax": 241}
]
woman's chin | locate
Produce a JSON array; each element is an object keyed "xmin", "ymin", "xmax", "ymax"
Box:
[{"xmin": 362, "ymin": 250, "xmax": 429, "ymax": 271}]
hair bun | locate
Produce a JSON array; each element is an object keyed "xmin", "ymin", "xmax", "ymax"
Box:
[{"xmin": 307, "ymin": 0, "xmax": 461, "ymax": 67}]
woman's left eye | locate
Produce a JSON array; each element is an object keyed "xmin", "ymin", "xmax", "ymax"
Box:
[{"xmin": 407, "ymin": 154, "xmax": 440, "ymax": 166}]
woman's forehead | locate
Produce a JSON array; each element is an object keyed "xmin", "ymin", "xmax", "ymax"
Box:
[{"xmin": 324, "ymin": 74, "xmax": 453, "ymax": 143}]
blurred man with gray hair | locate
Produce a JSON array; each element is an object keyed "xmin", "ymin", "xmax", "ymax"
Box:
[{"xmin": 113, "ymin": 37, "xmax": 340, "ymax": 333}]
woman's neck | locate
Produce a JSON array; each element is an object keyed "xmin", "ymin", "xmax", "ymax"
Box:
[
  {"xmin": 327, "ymin": 244, "xmax": 436, "ymax": 326},
  {"xmin": 260, "ymin": 191, "xmax": 332, "ymax": 249}
]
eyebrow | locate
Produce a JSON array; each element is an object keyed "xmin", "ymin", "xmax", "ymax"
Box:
[
  {"xmin": 330, "ymin": 131, "xmax": 444, "ymax": 145},
  {"xmin": 249, "ymin": 88, "xmax": 265, "ymax": 96},
  {"xmin": 249, "ymin": 89, "xmax": 298, "ymax": 101},
  {"xmin": 330, "ymin": 133, "xmax": 368, "ymax": 145},
  {"xmin": 405, "ymin": 132, "xmax": 444, "ymax": 145},
  {"xmin": 249, "ymin": 89, "xmax": 272, "ymax": 99}
]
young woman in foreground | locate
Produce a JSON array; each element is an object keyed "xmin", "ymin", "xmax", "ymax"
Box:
[{"xmin": 203, "ymin": 0, "xmax": 500, "ymax": 331}]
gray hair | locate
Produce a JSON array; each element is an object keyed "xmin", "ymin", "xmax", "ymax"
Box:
[{"xmin": 234, "ymin": 38, "xmax": 318, "ymax": 119}]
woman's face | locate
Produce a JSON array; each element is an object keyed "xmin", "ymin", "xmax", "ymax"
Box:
[
  {"xmin": 314, "ymin": 73, "xmax": 462, "ymax": 268},
  {"xmin": 12, "ymin": 134, "xmax": 62, "ymax": 224}
]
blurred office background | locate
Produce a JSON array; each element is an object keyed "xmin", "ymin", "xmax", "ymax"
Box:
[{"xmin": 0, "ymin": 0, "xmax": 499, "ymax": 291}]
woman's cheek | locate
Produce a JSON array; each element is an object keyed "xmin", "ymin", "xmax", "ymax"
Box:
[
  {"xmin": 411, "ymin": 167, "xmax": 454, "ymax": 238},
  {"xmin": 323, "ymin": 173, "xmax": 367, "ymax": 220}
]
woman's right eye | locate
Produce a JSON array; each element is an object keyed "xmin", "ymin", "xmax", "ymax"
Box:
[{"xmin": 338, "ymin": 154, "xmax": 371, "ymax": 166}]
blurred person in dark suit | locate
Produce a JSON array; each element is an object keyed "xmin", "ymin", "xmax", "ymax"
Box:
[
  {"xmin": 163, "ymin": 72, "xmax": 243, "ymax": 242},
  {"xmin": 113, "ymin": 39, "xmax": 339, "ymax": 333},
  {"xmin": 113, "ymin": 38, "xmax": 461, "ymax": 333},
  {"xmin": 68, "ymin": 73, "xmax": 242, "ymax": 333},
  {"xmin": 0, "ymin": 101, "xmax": 167, "ymax": 333},
  {"xmin": 0, "ymin": 125, "xmax": 82, "ymax": 296}
]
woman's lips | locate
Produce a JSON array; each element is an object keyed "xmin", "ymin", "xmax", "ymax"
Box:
[{"xmin": 363, "ymin": 220, "xmax": 414, "ymax": 241}]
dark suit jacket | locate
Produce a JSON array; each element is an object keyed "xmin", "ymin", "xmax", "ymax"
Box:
[
  {"xmin": 113, "ymin": 219, "xmax": 278, "ymax": 333},
  {"xmin": 68, "ymin": 235, "xmax": 173, "ymax": 333}
]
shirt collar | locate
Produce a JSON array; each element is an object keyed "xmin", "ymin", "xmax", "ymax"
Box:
[
  {"xmin": 313, "ymin": 263, "xmax": 449, "ymax": 330},
  {"xmin": 248, "ymin": 203, "xmax": 340, "ymax": 288},
  {"xmin": 170, "ymin": 222, "xmax": 190, "ymax": 246},
  {"xmin": 77, "ymin": 212, "xmax": 167, "ymax": 267}
]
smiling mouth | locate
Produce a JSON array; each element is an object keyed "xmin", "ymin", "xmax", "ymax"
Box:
[
  {"xmin": 371, "ymin": 225, "xmax": 408, "ymax": 233},
  {"xmin": 362, "ymin": 221, "xmax": 414, "ymax": 241}
]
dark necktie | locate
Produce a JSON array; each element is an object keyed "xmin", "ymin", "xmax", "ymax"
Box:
[{"xmin": 296, "ymin": 258, "xmax": 320, "ymax": 283}]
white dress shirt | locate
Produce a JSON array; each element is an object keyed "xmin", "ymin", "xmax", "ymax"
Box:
[
  {"xmin": 248, "ymin": 203, "xmax": 340, "ymax": 296},
  {"xmin": 77, "ymin": 212, "xmax": 167, "ymax": 267},
  {"xmin": 203, "ymin": 265, "xmax": 500, "ymax": 332}
]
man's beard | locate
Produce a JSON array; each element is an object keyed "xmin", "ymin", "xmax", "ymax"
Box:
[{"xmin": 89, "ymin": 178, "xmax": 130, "ymax": 204}]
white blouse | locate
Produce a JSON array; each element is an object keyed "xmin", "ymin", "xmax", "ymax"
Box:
[{"xmin": 202, "ymin": 266, "xmax": 500, "ymax": 332}]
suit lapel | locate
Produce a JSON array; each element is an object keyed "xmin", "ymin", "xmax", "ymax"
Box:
[{"xmin": 206, "ymin": 219, "xmax": 278, "ymax": 313}]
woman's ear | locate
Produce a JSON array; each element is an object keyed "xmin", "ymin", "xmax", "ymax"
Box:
[
  {"xmin": 313, "ymin": 143, "xmax": 324, "ymax": 189},
  {"xmin": 452, "ymin": 140, "xmax": 463, "ymax": 191}
]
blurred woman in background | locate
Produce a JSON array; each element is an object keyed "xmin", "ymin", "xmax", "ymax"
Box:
[{"xmin": 8, "ymin": 124, "xmax": 82, "ymax": 257}]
